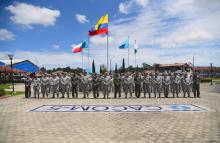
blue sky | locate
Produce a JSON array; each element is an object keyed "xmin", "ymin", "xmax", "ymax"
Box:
[{"xmin": 0, "ymin": 0, "xmax": 220, "ymax": 69}]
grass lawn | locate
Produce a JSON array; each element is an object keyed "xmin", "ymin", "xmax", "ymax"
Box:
[
  {"xmin": 4, "ymin": 91, "xmax": 25, "ymax": 96},
  {"xmin": 0, "ymin": 84, "xmax": 24, "ymax": 96},
  {"xmin": 0, "ymin": 84, "xmax": 11, "ymax": 90}
]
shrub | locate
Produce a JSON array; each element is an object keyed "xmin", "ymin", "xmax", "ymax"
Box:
[
  {"xmin": 201, "ymin": 78, "xmax": 212, "ymax": 82},
  {"xmin": 0, "ymin": 89, "xmax": 5, "ymax": 96}
]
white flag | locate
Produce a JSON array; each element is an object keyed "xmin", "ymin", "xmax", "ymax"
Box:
[{"xmin": 134, "ymin": 40, "xmax": 138, "ymax": 54}]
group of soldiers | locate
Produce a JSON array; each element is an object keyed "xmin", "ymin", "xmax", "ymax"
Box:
[{"xmin": 24, "ymin": 71, "xmax": 201, "ymax": 99}]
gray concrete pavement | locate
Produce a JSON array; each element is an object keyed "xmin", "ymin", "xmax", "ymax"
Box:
[{"xmin": 0, "ymin": 83, "xmax": 220, "ymax": 143}]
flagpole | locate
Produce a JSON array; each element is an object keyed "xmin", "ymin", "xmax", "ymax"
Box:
[
  {"xmin": 128, "ymin": 36, "xmax": 129, "ymax": 70},
  {"xmin": 82, "ymin": 51, "xmax": 83, "ymax": 70},
  {"xmin": 88, "ymin": 37, "xmax": 90, "ymax": 73},
  {"xmin": 135, "ymin": 40, "xmax": 136, "ymax": 67},
  {"xmin": 107, "ymin": 33, "xmax": 109, "ymax": 71}
]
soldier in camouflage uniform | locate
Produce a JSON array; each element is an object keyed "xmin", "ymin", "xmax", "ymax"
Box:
[
  {"xmin": 156, "ymin": 73, "xmax": 162, "ymax": 98},
  {"xmin": 143, "ymin": 73, "xmax": 151, "ymax": 98},
  {"xmin": 114, "ymin": 73, "xmax": 122, "ymax": 98},
  {"xmin": 41, "ymin": 74, "xmax": 49, "ymax": 98},
  {"xmin": 152, "ymin": 73, "xmax": 157, "ymax": 98},
  {"xmin": 173, "ymin": 73, "xmax": 181, "ymax": 98},
  {"xmin": 60, "ymin": 73, "xmax": 70, "ymax": 98},
  {"xmin": 51, "ymin": 74, "xmax": 60, "ymax": 98},
  {"xmin": 71, "ymin": 73, "xmax": 79, "ymax": 98},
  {"xmin": 92, "ymin": 73, "xmax": 99, "ymax": 98},
  {"xmin": 170, "ymin": 73, "xmax": 175, "ymax": 97},
  {"xmin": 81, "ymin": 72, "xmax": 90, "ymax": 98},
  {"xmin": 162, "ymin": 73, "xmax": 171, "ymax": 98},
  {"xmin": 134, "ymin": 72, "xmax": 142, "ymax": 98},
  {"xmin": 122, "ymin": 74, "xmax": 130, "ymax": 98},
  {"xmin": 32, "ymin": 76, "xmax": 40, "ymax": 98},
  {"xmin": 193, "ymin": 72, "xmax": 200, "ymax": 98},
  {"xmin": 102, "ymin": 72, "xmax": 111, "ymax": 99},
  {"xmin": 183, "ymin": 73, "xmax": 191, "ymax": 98},
  {"xmin": 24, "ymin": 75, "xmax": 32, "ymax": 98}
]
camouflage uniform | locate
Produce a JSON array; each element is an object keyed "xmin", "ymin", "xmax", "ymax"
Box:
[
  {"xmin": 155, "ymin": 74, "xmax": 162, "ymax": 98},
  {"xmin": 60, "ymin": 74, "xmax": 70, "ymax": 98},
  {"xmin": 51, "ymin": 75, "xmax": 60, "ymax": 98},
  {"xmin": 32, "ymin": 77, "xmax": 40, "ymax": 98},
  {"xmin": 41, "ymin": 76, "xmax": 49, "ymax": 98},
  {"xmin": 81, "ymin": 73, "xmax": 90, "ymax": 98},
  {"xmin": 193, "ymin": 73, "xmax": 200, "ymax": 98},
  {"xmin": 143, "ymin": 73, "xmax": 151, "ymax": 98},
  {"xmin": 114, "ymin": 74, "xmax": 122, "ymax": 98},
  {"xmin": 123, "ymin": 74, "xmax": 133, "ymax": 98},
  {"xmin": 183, "ymin": 74, "xmax": 191, "ymax": 98},
  {"xmin": 134, "ymin": 73, "xmax": 142, "ymax": 98},
  {"xmin": 25, "ymin": 77, "xmax": 32, "ymax": 98},
  {"xmin": 92, "ymin": 74, "xmax": 99, "ymax": 98},
  {"xmin": 162, "ymin": 74, "xmax": 171, "ymax": 98},
  {"xmin": 102, "ymin": 74, "xmax": 111, "ymax": 99},
  {"xmin": 71, "ymin": 74, "xmax": 79, "ymax": 98},
  {"xmin": 174, "ymin": 74, "xmax": 181, "ymax": 98}
]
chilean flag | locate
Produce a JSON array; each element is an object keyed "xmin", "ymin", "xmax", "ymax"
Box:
[{"xmin": 72, "ymin": 43, "xmax": 83, "ymax": 53}]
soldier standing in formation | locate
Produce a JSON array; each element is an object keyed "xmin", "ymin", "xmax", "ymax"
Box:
[
  {"xmin": 173, "ymin": 73, "xmax": 181, "ymax": 98},
  {"xmin": 134, "ymin": 72, "xmax": 141, "ymax": 98},
  {"xmin": 24, "ymin": 70, "xmax": 201, "ymax": 99},
  {"xmin": 32, "ymin": 76, "xmax": 40, "ymax": 98},
  {"xmin": 113, "ymin": 73, "xmax": 122, "ymax": 98},
  {"xmin": 92, "ymin": 73, "xmax": 99, "ymax": 98},
  {"xmin": 81, "ymin": 72, "xmax": 89, "ymax": 98},
  {"xmin": 163, "ymin": 73, "xmax": 171, "ymax": 98},
  {"xmin": 71, "ymin": 73, "xmax": 79, "ymax": 98},
  {"xmin": 60, "ymin": 73, "xmax": 70, "ymax": 98},
  {"xmin": 123, "ymin": 73, "xmax": 133, "ymax": 98},
  {"xmin": 183, "ymin": 73, "xmax": 191, "ymax": 98},
  {"xmin": 143, "ymin": 73, "xmax": 151, "ymax": 98},
  {"xmin": 25, "ymin": 75, "xmax": 32, "ymax": 98},
  {"xmin": 51, "ymin": 74, "xmax": 60, "ymax": 98},
  {"xmin": 193, "ymin": 72, "xmax": 200, "ymax": 98},
  {"xmin": 40, "ymin": 75, "xmax": 48, "ymax": 98}
]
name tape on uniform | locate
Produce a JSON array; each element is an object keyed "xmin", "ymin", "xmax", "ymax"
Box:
[{"xmin": 31, "ymin": 104, "xmax": 206, "ymax": 112}]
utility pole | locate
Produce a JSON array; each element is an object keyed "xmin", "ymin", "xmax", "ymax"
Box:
[
  {"xmin": 210, "ymin": 63, "xmax": 213, "ymax": 85},
  {"xmin": 8, "ymin": 54, "xmax": 14, "ymax": 95}
]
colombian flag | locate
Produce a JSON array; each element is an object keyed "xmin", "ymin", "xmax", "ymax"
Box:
[{"xmin": 89, "ymin": 14, "xmax": 108, "ymax": 36}]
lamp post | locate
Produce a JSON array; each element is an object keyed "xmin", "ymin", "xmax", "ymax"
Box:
[
  {"xmin": 8, "ymin": 54, "xmax": 14, "ymax": 95},
  {"xmin": 210, "ymin": 63, "xmax": 213, "ymax": 85},
  {"xmin": 110, "ymin": 55, "xmax": 118, "ymax": 72}
]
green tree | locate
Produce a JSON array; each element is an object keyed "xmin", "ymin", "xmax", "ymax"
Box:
[
  {"xmin": 100, "ymin": 65, "xmax": 102, "ymax": 74},
  {"xmin": 92, "ymin": 60, "xmax": 96, "ymax": 73},
  {"xmin": 122, "ymin": 58, "xmax": 125, "ymax": 73},
  {"xmin": 115, "ymin": 64, "xmax": 118, "ymax": 73},
  {"xmin": 40, "ymin": 67, "xmax": 46, "ymax": 73},
  {"xmin": 142, "ymin": 62, "xmax": 152, "ymax": 69}
]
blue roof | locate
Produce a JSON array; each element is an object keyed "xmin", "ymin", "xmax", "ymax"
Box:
[
  {"xmin": 0, "ymin": 61, "xmax": 6, "ymax": 66},
  {"xmin": 12, "ymin": 60, "xmax": 39, "ymax": 73}
]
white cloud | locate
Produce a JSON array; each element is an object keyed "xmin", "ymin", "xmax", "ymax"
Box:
[
  {"xmin": 90, "ymin": 35, "xmax": 114, "ymax": 45},
  {"xmin": 119, "ymin": 2, "xmax": 131, "ymax": 14},
  {"xmin": 135, "ymin": 0, "xmax": 149, "ymax": 7},
  {"xmin": 75, "ymin": 14, "xmax": 89, "ymax": 24},
  {"xmin": 0, "ymin": 28, "xmax": 15, "ymax": 41},
  {"xmin": 52, "ymin": 44, "xmax": 60, "ymax": 49},
  {"xmin": 119, "ymin": 0, "xmax": 149, "ymax": 14},
  {"xmin": 5, "ymin": 2, "xmax": 60, "ymax": 28}
]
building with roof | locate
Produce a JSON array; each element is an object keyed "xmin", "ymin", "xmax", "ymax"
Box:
[
  {"xmin": 0, "ymin": 59, "xmax": 39, "ymax": 73},
  {"xmin": 154, "ymin": 63, "xmax": 193, "ymax": 73},
  {"xmin": 193, "ymin": 66, "xmax": 220, "ymax": 78},
  {"xmin": 0, "ymin": 61, "xmax": 5, "ymax": 66}
]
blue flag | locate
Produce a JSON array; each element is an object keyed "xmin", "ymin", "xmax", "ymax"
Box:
[
  {"xmin": 119, "ymin": 38, "xmax": 129, "ymax": 49},
  {"xmin": 81, "ymin": 38, "xmax": 89, "ymax": 48}
]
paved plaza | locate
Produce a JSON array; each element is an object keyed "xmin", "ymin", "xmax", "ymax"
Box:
[{"xmin": 0, "ymin": 83, "xmax": 220, "ymax": 143}]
